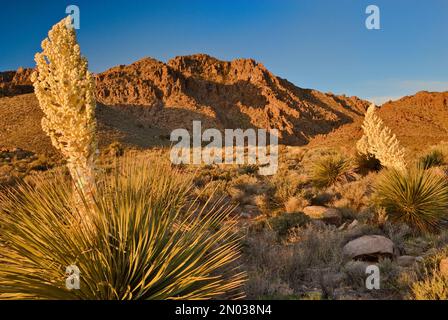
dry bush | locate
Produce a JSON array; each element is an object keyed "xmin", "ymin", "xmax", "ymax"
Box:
[
  {"xmin": 410, "ymin": 247, "xmax": 448, "ymax": 300},
  {"xmin": 332, "ymin": 174, "xmax": 375, "ymax": 215},
  {"xmin": 267, "ymin": 212, "xmax": 310, "ymax": 238},
  {"xmin": 243, "ymin": 224, "xmax": 345, "ymax": 299},
  {"xmin": 269, "ymin": 168, "xmax": 308, "ymax": 209},
  {"xmin": 285, "ymin": 195, "xmax": 309, "ymax": 213},
  {"xmin": 412, "ymin": 272, "xmax": 448, "ymax": 300}
]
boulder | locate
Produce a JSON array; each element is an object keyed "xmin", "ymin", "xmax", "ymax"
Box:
[
  {"xmin": 303, "ymin": 206, "xmax": 342, "ymax": 225},
  {"xmin": 343, "ymin": 235, "xmax": 395, "ymax": 261}
]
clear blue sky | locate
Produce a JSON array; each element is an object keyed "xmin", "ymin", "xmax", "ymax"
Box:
[{"xmin": 1, "ymin": 0, "xmax": 447, "ymax": 104}]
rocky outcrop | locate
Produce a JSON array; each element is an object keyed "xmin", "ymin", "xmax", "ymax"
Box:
[
  {"xmin": 0, "ymin": 68, "xmax": 34, "ymax": 97},
  {"xmin": 95, "ymin": 54, "xmax": 370, "ymax": 145}
]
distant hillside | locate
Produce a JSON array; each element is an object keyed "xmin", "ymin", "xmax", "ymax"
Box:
[
  {"xmin": 0, "ymin": 68, "xmax": 34, "ymax": 97},
  {"xmin": 309, "ymin": 91, "xmax": 448, "ymax": 155},
  {"xmin": 95, "ymin": 54, "xmax": 370, "ymax": 145},
  {"xmin": 1, "ymin": 54, "xmax": 447, "ymax": 157}
]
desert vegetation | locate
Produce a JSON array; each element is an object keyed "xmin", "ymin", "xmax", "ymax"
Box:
[{"xmin": 1, "ymin": 16, "xmax": 448, "ymax": 301}]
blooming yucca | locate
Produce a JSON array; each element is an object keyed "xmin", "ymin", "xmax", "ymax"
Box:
[
  {"xmin": 31, "ymin": 17, "xmax": 97, "ymax": 201},
  {"xmin": 357, "ymin": 104, "xmax": 407, "ymax": 171}
]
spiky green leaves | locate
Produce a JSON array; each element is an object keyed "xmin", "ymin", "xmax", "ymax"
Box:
[
  {"xmin": 310, "ymin": 155, "xmax": 354, "ymax": 188},
  {"xmin": 373, "ymin": 167, "xmax": 448, "ymax": 233},
  {"xmin": 0, "ymin": 155, "xmax": 245, "ymax": 299}
]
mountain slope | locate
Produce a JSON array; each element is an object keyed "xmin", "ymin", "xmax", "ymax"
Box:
[
  {"xmin": 95, "ymin": 54, "xmax": 370, "ymax": 145},
  {"xmin": 2, "ymin": 54, "xmax": 447, "ymax": 157},
  {"xmin": 308, "ymin": 91, "xmax": 448, "ymax": 155}
]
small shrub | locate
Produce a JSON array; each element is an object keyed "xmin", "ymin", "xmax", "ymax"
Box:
[
  {"xmin": 411, "ymin": 248, "xmax": 448, "ymax": 300},
  {"xmin": 419, "ymin": 150, "xmax": 445, "ymax": 170},
  {"xmin": 311, "ymin": 155, "xmax": 354, "ymax": 188},
  {"xmin": 268, "ymin": 212, "xmax": 310, "ymax": 238},
  {"xmin": 269, "ymin": 169, "xmax": 307, "ymax": 208},
  {"xmin": 285, "ymin": 196, "xmax": 309, "ymax": 213},
  {"xmin": 412, "ymin": 272, "xmax": 448, "ymax": 300},
  {"xmin": 373, "ymin": 167, "xmax": 448, "ymax": 233}
]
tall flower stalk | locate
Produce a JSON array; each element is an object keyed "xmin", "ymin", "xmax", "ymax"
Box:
[
  {"xmin": 31, "ymin": 17, "xmax": 97, "ymax": 208},
  {"xmin": 357, "ymin": 103, "xmax": 407, "ymax": 171}
]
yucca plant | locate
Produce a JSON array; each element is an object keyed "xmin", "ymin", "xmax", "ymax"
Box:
[
  {"xmin": 419, "ymin": 150, "xmax": 445, "ymax": 170},
  {"xmin": 310, "ymin": 155, "xmax": 354, "ymax": 188},
  {"xmin": 0, "ymin": 155, "xmax": 245, "ymax": 299},
  {"xmin": 373, "ymin": 166, "xmax": 448, "ymax": 233}
]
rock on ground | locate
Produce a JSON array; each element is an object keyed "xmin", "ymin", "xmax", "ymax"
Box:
[
  {"xmin": 303, "ymin": 206, "xmax": 342, "ymax": 225},
  {"xmin": 343, "ymin": 235, "xmax": 395, "ymax": 261}
]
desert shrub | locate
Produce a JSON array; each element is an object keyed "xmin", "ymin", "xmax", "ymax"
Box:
[
  {"xmin": 243, "ymin": 224, "xmax": 344, "ymax": 299},
  {"xmin": 333, "ymin": 177, "xmax": 373, "ymax": 213},
  {"xmin": 310, "ymin": 155, "xmax": 354, "ymax": 189},
  {"xmin": 0, "ymin": 155, "xmax": 245, "ymax": 299},
  {"xmin": 254, "ymin": 194, "xmax": 270, "ymax": 214},
  {"xmin": 238, "ymin": 164, "xmax": 259, "ymax": 175},
  {"xmin": 193, "ymin": 180, "xmax": 227, "ymax": 203},
  {"xmin": 373, "ymin": 167, "xmax": 448, "ymax": 233},
  {"xmin": 419, "ymin": 150, "xmax": 445, "ymax": 170},
  {"xmin": 268, "ymin": 212, "xmax": 310, "ymax": 238},
  {"xmin": 269, "ymin": 168, "xmax": 307, "ymax": 208},
  {"xmin": 284, "ymin": 195, "xmax": 309, "ymax": 213},
  {"xmin": 412, "ymin": 271, "xmax": 448, "ymax": 300},
  {"xmin": 411, "ymin": 247, "xmax": 448, "ymax": 300}
]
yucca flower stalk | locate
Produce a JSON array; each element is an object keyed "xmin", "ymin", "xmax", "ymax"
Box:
[
  {"xmin": 0, "ymin": 155, "xmax": 245, "ymax": 299},
  {"xmin": 31, "ymin": 17, "xmax": 97, "ymax": 208},
  {"xmin": 357, "ymin": 104, "xmax": 407, "ymax": 171}
]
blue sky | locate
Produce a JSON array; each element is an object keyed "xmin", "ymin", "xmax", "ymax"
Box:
[{"xmin": 1, "ymin": 0, "xmax": 447, "ymax": 104}]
